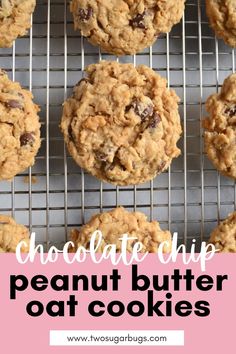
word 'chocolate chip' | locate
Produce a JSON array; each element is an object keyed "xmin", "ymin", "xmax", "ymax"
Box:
[
  {"xmin": 20, "ymin": 133, "xmax": 35, "ymax": 147},
  {"xmin": 130, "ymin": 12, "xmax": 146, "ymax": 29},
  {"xmin": 78, "ymin": 7, "xmax": 93, "ymax": 22},
  {"xmin": 6, "ymin": 99, "xmax": 23, "ymax": 109}
]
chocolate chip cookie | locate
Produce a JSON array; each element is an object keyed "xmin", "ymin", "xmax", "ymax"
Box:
[
  {"xmin": 69, "ymin": 207, "xmax": 172, "ymax": 253},
  {"xmin": 0, "ymin": 0, "xmax": 36, "ymax": 48},
  {"xmin": 0, "ymin": 69, "xmax": 41, "ymax": 181},
  {"xmin": 203, "ymin": 73, "xmax": 236, "ymax": 179},
  {"xmin": 208, "ymin": 212, "xmax": 236, "ymax": 252},
  {"xmin": 70, "ymin": 0, "xmax": 186, "ymax": 55},
  {"xmin": 0, "ymin": 215, "xmax": 30, "ymax": 252},
  {"xmin": 206, "ymin": 0, "xmax": 236, "ymax": 48},
  {"xmin": 61, "ymin": 61, "xmax": 182, "ymax": 186}
]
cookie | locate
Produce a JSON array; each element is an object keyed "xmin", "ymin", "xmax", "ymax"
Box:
[
  {"xmin": 61, "ymin": 61, "xmax": 182, "ymax": 186},
  {"xmin": 203, "ymin": 73, "xmax": 236, "ymax": 179},
  {"xmin": 0, "ymin": 0, "xmax": 36, "ymax": 48},
  {"xmin": 208, "ymin": 212, "xmax": 236, "ymax": 253},
  {"xmin": 69, "ymin": 207, "xmax": 172, "ymax": 253},
  {"xmin": 206, "ymin": 0, "xmax": 236, "ymax": 48},
  {"xmin": 0, "ymin": 215, "xmax": 30, "ymax": 252},
  {"xmin": 0, "ymin": 69, "xmax": 41, "ymax": 181},
  {"xmin": 70, "ymin": 0, "xmax": 186, "ymax": 55}
]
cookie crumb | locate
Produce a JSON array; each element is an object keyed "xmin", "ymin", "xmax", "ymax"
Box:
[{"xmin": 23, "ymin": 176, "xmax": 38, "ymax": 184}]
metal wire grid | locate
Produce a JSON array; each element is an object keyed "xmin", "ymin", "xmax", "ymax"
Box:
[{"xmin": 0, "ymin": 0, "xmax": 235, "ymax": 250}]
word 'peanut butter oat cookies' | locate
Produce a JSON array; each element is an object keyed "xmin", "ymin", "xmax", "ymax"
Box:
[
  {"xmin": 70, "ymin": 0, "xmax": 186, "ymax": 55},
  {"xmin": 208, "ymin": 212, "xmax": 236, "ymax": 253},
  {"xmin": 0, "ymin": 0, "xmax": 36, "ymax": 48},
  {"xmin": 61, "ymin": 61, "xmax": 182, "ymax": 186},
  {"xmin": 0, "ymin": 215, "xmax": 30, "ymax": 252},
  {"xmin": 70, "ymin": 207, "xmax": 172, "ymax": 253},
  {"xmin": 203, "ymin": 73, "xmax": 236, "ymax": 179},
  {"xmin": 206, "ymin": 0, "xmax": 236, "ymax": 48},
  {"xmin": 0, "ymin": 69, "xmax": 41, "ymax": 181}
]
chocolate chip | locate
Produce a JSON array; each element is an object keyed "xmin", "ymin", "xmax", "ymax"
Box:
[
  {"xmin": 125, "ymin": 104, "xmax": 133, "ymax": 113},
  {"xmin": 148, "ymin": 113, "xmax": 161, "ymax": 128},
  {"xmin": 126, "ymin": 99, "xmax": 154, "ymax": 122},
  {"xmin": 139, "ymin": 104, "xmax": 154, "ymax": 122},
  {"xmin": 73, "ymin": 79, "xmax": 90, "ymax": 97},
  {"xmin": 75, "ymin": 78, "xmax": 89, "ymax": 86},
  {"xmin": 130, "ymin": 12, "xmax": 146, "ymax": 29},
  {"xmin": 68, "ymin": 125, "xmax": 73, "ymax": 140},
  {"xmin": 126, "ymin": 101, "xmax": 136, "ymax": 114},
  {"xmin": 225, "ymin": 106, "xmax": 236, "ymax": 117},
  {"xmin": 105, "ymin": 161, "xmax": 126, "ymax": 172},
  {"xmin": 85, "ymin": 241, "xmax": 90, "ymax": 249},
  {"xmin": 157, "ymin": 161, "xmax": 166, "ymax": 173},
  {"xmin": 78, "ymin": 6, "xmax": 93, "ymax": 22},
  {"xmin": 20, "ymin": 133, "xmax": 35, "ymax": 147},
  {"xmin": 68, "ymin": 124, "xmax": 73, "ymax": 139},
  {"xmin": 96, "ymin": 151, "xmax": 108, "ymax": 162},
  {"xmin": 0, "ymin": 70, "xmax": 7, "ymax": 76},
  {"xmin": 6, "ymin": 99, "xmax": 23, "ymax": 109},
  {"xmin": 17, "ymin": 92, "xmax": 24, "ymax": 99}
]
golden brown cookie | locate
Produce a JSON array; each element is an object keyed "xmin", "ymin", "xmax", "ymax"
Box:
[
  {"xmin": 0, "ymin": 0, "xmax": 36, "ymax": 48},
  {"xmin": 206, "ymin": 0, "xmax": 236, "ymax": 48},
  {"xmin": 0, "ymin": 69, "xmax": 41, "ymax": 181},
  {"xmin": 0, "ymin": 215, "xmax": 30, "ymax": 252},
  {"xmin": 203, "ymin": 73, "xmax": 236, "ymax": 179},
  {"xmin": 208, "ymin": 212, "xmax": 236, "ymax": 253},
  {"xmin": 70, "ymin": 207, "xmax": 172, "ymax": 253},
  {"xmin": 70, "ymin": 0, "xmax": 186, "ymax": 55},
  {"xmin": 61, "ymin": 61, "xmax": 182, "ymax": 186}
]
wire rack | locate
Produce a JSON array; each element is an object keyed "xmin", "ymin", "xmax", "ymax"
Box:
[{"xmin": 0, "ymin": 0, "xmax": 235, "ymax": 251}]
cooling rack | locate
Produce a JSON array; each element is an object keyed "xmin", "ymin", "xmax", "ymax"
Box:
[{"xmin": 0, "ymin": 0, "xmax": 235, "ymax": 251}]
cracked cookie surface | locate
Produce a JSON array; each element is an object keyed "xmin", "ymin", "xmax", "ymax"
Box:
[
  {"xmin": 0, "ymin": 215, "xmax": 30, "ymax": 252},
  {"xmin": 70, "ymin": 0, "xmax": 185, "ymax": 55},
  {"xmin": 0, "ymin": 0, "xmax": 36, "ymax": 48},
  {"xmin": 0, "ymin": 69, "xmax": 41, "ymax": 181},
  {"xmin": 61, "ymin": 61, "xmax": 182, "ymax": 186},
  {"xmin": 206, "ymin": 0, "xmax": 236, "ymax": 47},
  {"xmin": 208, "ymin": 211, "xmax": 236, "ymax": 252},
  {"xmin": 69, "ymin": 207, "xmax": 172, "ymax": 253},
  {"xmin": 203, "ymin": 73, "xmax": 236, "ymax": 179}
]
